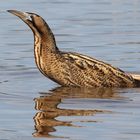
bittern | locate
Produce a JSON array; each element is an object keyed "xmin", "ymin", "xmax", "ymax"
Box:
[{"xmin": 7, "ymin": 10, "xmax": 140, "ymax": 87}]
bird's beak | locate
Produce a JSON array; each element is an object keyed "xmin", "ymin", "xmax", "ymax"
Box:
[{"xmin": 7, "ymin": 10, "xmax": 32, "ymax": 22}]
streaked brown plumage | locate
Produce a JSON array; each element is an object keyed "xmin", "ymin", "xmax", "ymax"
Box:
[{"xmin": 8, "ymin": 10, "xmax": 140, "ymax": 87}]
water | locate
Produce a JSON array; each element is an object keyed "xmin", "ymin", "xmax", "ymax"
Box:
[{"xmin": 1, "ymin": 0, "xmax": 140, "ymax": 139}]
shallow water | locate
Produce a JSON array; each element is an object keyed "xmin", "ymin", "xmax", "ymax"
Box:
[{"xmin": 1, "ymin": 0, "xmax": 140, "ymax": 140}]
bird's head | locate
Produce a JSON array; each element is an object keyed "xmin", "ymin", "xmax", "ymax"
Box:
[
  {"xmin": 7, "ymin": 10, "xmax": 49, "ymax": 35},
  {"xmin": 7, "ymin": 10, "xmax": 57, "ymax": 51}
]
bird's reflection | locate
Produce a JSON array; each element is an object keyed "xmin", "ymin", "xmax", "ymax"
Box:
[{"xmin": 33, "ymin": 86, "xmax": 119, "ymax": 138}]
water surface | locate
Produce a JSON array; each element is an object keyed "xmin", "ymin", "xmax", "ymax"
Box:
[{"xmin": 1, "ymin": 0, "xmax": 140, "ymax": 140}]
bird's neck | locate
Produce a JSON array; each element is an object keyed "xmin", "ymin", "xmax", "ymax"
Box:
[
  {"xmin": 33, "ymin": 32, "xmax": 59, "ymax": 75},
  {"xmin": 33, "ymin": 23, "xmax": 59, "ymax": 51}
]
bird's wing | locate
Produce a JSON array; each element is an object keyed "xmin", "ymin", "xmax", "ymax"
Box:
[{"xmin": 62, "ymin": 52, "xmax": 135, "ymax": 87}]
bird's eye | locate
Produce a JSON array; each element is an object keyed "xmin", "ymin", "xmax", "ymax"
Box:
[
  {"xmin": 27, "ymin": 15, "xmax": 33, "ymax": 21},
  {"xmin": 30, "ymin": 15, "xmax": 35, "ymax": 23},
  {"xmin": 30, "ymin": 15, "xmax": 34, "ymax": 20},
  {"xmin": 23, "ymin": 12, "xmax": 32, "ymax": 21}
]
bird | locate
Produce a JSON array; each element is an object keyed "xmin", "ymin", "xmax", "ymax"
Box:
[{"xmin": 7, "ymin": 10, "xmax": 140, "ymax": 88}]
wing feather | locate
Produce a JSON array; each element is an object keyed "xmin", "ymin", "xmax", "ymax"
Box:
[{"xmin": 62, "ymin": 52, "xmax": 135, "ymax": 87}]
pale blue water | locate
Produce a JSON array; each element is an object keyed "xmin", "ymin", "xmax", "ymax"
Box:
[{"xmin": 0, "ymin": 0, "xmax": 140, "ymax": 140}]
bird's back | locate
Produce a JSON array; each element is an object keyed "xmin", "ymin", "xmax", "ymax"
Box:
[{"xmin": 57, "ymin": 51, "xmax": 137, "ymax": 87}]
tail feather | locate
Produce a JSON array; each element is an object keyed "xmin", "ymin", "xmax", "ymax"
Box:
[{"xmin": 130, "ymin": 73, "xmax": 140, "ymax": 87}]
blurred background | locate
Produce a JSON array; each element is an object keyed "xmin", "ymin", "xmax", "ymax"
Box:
[{"xmin": 0, "ymin": 0, "xmax": 140, "ymax": 140}]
